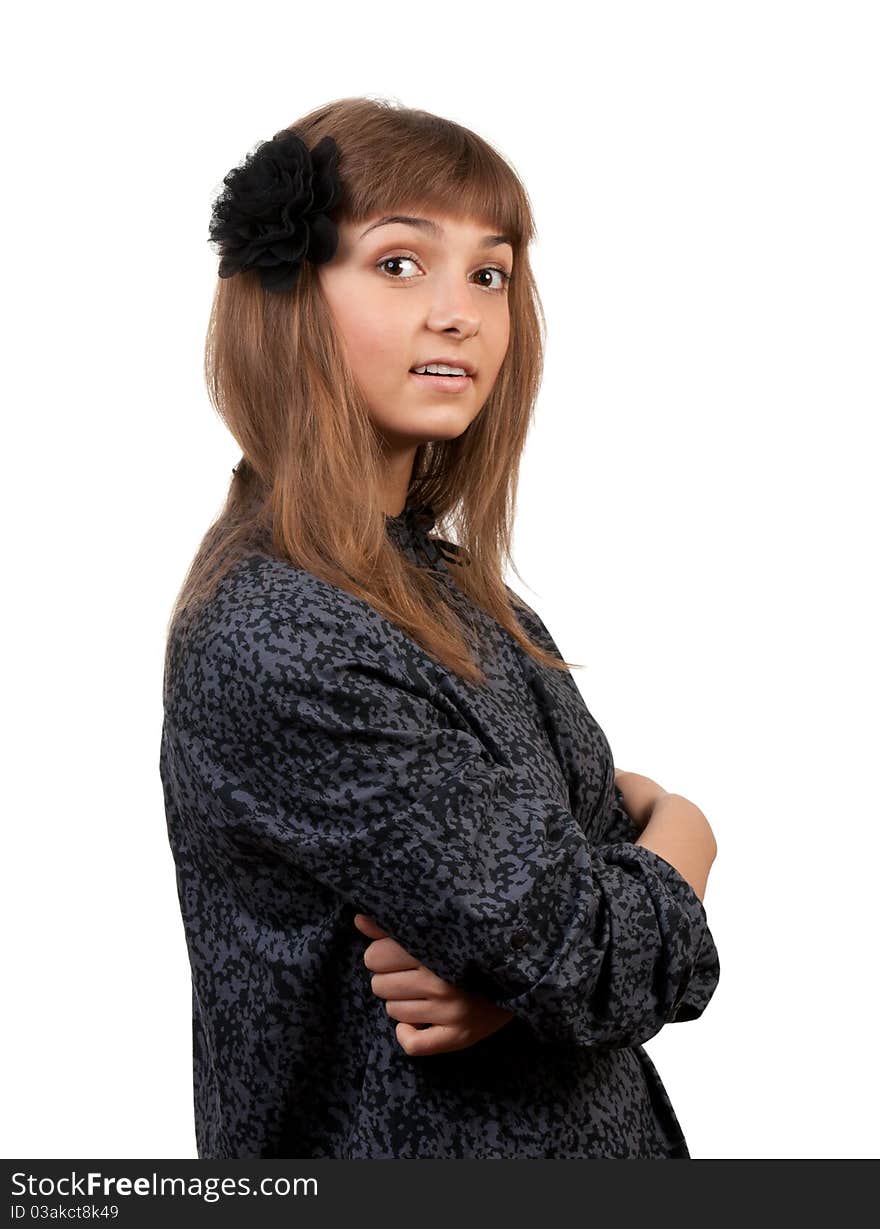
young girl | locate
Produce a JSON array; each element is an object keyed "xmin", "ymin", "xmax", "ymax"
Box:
[{"xmin": 159, "ymin": 96, "xmax": 720, "ymax": 1160}]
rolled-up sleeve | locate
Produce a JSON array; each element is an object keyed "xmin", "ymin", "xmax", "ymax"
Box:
[{"xmin": 166, "ymin": 600, "xmax": 720, "ymax": 1050}]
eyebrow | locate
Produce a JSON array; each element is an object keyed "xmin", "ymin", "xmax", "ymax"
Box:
[{"xmin": 358, "ymin": 215, "xmax": 513, "ymax": 250}]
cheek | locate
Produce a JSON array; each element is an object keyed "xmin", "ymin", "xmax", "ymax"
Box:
[
  {"xmin": 483, "ymin": 315, "xmax": 510, "ymax": 380},
  {"xmin": 346, "ymin": 326, "xmax": 408, "ymax": 388},
  {"xmin": 497, "ymin": 310, "xmax": 511, "ymax": 353},
  {"xmin": 329, "ymin": 299, "xmax": 402, "ymax": 380},
  {"xmin": 322, "ymin": 273, "xmax": 402, "ymax": 380}
]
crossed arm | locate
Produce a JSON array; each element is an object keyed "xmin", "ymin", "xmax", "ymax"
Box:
[
  {"xmin": 354, "ymin": 910, "xmax": 516, "ymax": 1056},
  {"xmin": 357, "ymin": 770, "xmax": 718, "ymax": 1056}
]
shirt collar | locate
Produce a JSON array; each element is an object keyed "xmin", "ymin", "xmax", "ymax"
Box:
[{"xmin": 384, "ymin": 503, "xmax": 457, "ymax": 573}]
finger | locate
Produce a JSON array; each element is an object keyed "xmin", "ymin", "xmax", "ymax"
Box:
[
  {"xmin": 353, "ymin": 914, "xmax": 388, "ymax": 938},
  {"xmin": 382, "ymin": 999, "xmax": 455, "ymax": 1025},
  {"xmin": 362, "ymin": 936, "xmax": 423, "ymax": 973},
  {"xmin": 369, "ymin": 969, "xmax": 448, "ymax": 999},
  {"xmin": 380, "ymin": 995, "xmax": 465, "ymax": 1026},
  {"xmin": 370, "ymin": 972, "xmax": 430, "ymax": 1000},
  {"xmin": 395, "ymin": 1022, "xmax": 471, "ymax": 1057}
]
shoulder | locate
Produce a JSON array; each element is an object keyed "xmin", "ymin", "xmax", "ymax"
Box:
[
  {"xmin": 177, "ymin": 551, "xmax": 426, "ymax": 686},
  {"xmin": 165, "ymin": 551, "xmax": 441, "ymax": 737},
  {"xmin": 193, "ymin": 552, "xmax": 367, "ymax": 633},
  {"xmin": 505, "ymin": 583, "xmax": 538, "ymax": 623},
  {"xmin": 504, "ymin": 584, "xmax": 561, "ymax": 657}
]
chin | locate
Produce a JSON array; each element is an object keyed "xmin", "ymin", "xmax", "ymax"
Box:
[{"xmin": 375, "ymin": 407, "xmax": 478, "ymax": 445}]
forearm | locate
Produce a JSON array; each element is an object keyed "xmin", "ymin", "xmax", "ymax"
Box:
[{"xmin": 634, "ymin": 793, "xmax": 718, "ymax": 902}]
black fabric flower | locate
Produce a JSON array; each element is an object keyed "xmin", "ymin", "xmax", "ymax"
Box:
[{"xmin": 208, "ymin": 131, "xmax": 342, "ymax": 294}]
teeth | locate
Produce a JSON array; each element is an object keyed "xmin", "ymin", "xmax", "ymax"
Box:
[{"xmin": 412, "ymin": 364, "xmax": 468, "ymax": 376}]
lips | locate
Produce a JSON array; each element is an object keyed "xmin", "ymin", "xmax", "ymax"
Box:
[
  {"xmin": 409, "ymin": 369, "xmax": 468, "ymax": 378},
  {"xmin": 408, "ymin": 370, "xmax": 473, "ymax": 393},
  {"xmin": 409, "ymin": 358, "xmax": 476, "ymax": 377}
]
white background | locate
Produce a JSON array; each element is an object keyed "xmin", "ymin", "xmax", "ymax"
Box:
[{"xmin": 3, "ymin": 0, "xmax": 878, "ymax": 1160}]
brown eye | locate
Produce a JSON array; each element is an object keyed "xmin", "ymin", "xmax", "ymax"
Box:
[
  {"xmin": 475, "ymin": 267, "xmax": 512, "ymax": 291},
  {"xmin": 378, "ymin": 256, "xmax": 419, "ymax": 279},
  {"xmin": 375, "ymin": 254, "xmax": 512, "ymax": 292}
]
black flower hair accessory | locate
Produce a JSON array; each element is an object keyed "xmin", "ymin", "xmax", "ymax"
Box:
[{"xmin": 208, "ymin": 131, "xmax": 342, "ymax": 294}]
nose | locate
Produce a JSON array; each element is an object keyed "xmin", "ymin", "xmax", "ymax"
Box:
[{"xmin": 425, "ymin": 272, "xmax": 481, "ymax": 334}]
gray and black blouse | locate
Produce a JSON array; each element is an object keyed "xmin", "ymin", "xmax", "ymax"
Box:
[{"xmin": 159, "ymin": 505, "xmax": 720, "ymax": 1159}]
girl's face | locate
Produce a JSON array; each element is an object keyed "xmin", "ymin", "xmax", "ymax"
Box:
[{"xmin": 318, "ymin": 211, "xmax": 513, "ymax": 449}]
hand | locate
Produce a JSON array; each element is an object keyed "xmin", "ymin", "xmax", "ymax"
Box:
[
  {"xmin": 613, "ymin": 768, "xmax": 668, "ymax": 830},
  {"xmin": 353, "ymin": 914, "xmax": 515, "ymax": 1056}
]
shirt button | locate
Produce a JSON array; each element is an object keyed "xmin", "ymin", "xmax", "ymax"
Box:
[{"xmin": 510, "ymin": 927, "xmax": 530, "ymax": 950}]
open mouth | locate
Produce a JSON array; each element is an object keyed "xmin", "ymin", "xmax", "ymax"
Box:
[{"xmin": 408, "ymin": 369, "xmax": 473, "ymax": 392}]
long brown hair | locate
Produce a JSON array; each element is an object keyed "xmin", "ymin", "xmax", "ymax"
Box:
[{"xmin": 166, "ymin": 96, "xmax": 583, "ymax": 684}]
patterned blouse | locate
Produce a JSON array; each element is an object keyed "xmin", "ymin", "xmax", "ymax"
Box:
[{"xmin": 159, "ymin": 504, "xmax": 720, "ymax": 1159}]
